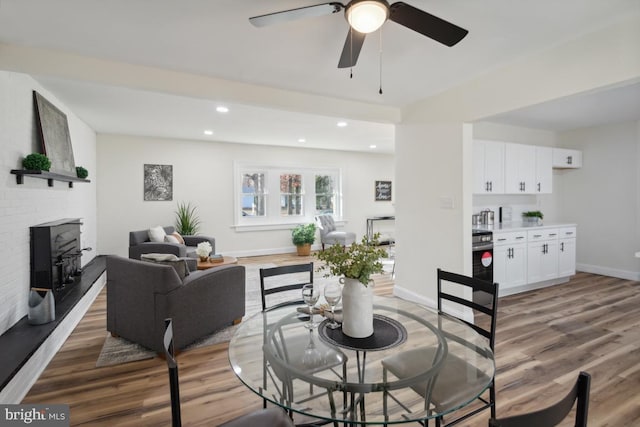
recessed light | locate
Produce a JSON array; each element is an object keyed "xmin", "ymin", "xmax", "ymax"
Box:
[
  {"xmin": 298, "ymin": 138, "xmax": 306, "ymax": 143},
  {"xmin": 337, "ymin": 121, "xmax": 348, "ymax": 127},
  {"xmin": 204, "ymin": 130, "xmax": 213, "ymax": 135},
  {"xmin": 216, "ymin": 106, "xmax": 229, "ymax": 113},
  {"xmin": 369, "ymin": 144, "xmax": 377, "ymax": 149}
]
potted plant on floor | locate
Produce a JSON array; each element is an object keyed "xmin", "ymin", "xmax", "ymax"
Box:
[
  {"xmin": 175, "ymin": 202, "xmax": 201, "ymax": 235},
  {"xmin": 316, "ymin": 234, "xmax": 388, "ymax": 338},
  {"xmin": 292, "ymin": 223, "xmax": 316, "ymax": 256}
]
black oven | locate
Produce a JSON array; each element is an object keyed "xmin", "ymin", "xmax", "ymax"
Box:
[{"xmin": 472, "ymin": 230, "xmax": 493, "ymax": 283}]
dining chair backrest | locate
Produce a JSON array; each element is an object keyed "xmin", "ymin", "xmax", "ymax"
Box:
[
  {"xmin": 437, "ymin": 268, "xmax": 499, "ymax": 350},
  {"xmin": 259, "ymin": 263, "xmax": 313, "ymax": 311},
  {"xmin": 163, "ymin": 318, "xmax": 182, "ymax": 427},
  {"xmin": 488, "ymin": 371, "xmax": 591, "ymax": 427}
]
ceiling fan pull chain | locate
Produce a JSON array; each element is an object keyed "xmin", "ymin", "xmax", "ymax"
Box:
[
  {"xmin": 379, "ymin": 28, "xmax": 383, "ymax": 94},
  {"xmin": 350, "ymin": 27, "xmax": 354, "ymax": 79}
]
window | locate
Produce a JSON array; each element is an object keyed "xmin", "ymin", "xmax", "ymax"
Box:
[
  {"xmin": 235, "ymin": 163, "xmax": 342, "ymax": 229},
  {"xmin": 280, "ymin": 174, "xmax": 303, "ymax": 217}
]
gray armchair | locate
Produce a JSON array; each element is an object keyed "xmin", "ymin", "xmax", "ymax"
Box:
[
  {"xmin": 106, "ymin": 255, "xmax": 245, "ymax": 353},
  {"xmin": 315, "ymin": 214, "xmax": 356, "ymax": 250},
  {"xmin": 128, "ymin": 226, "xmax": 215, "ymax": 260}
]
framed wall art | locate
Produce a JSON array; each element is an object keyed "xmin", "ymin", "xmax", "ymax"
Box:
[
  {"xmin": 144, "ymin": 164, "xmax": 173, "ymax": 201},
  {"xmin": 33, "ymin": 91, "xmax": 76, "ymax": 176},
  {"xmin": 375, "ymin": 180, "xmax": 392, "ymax": 201}
]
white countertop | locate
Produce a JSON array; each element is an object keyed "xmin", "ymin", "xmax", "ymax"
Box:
[{"xmin": 473, "ymin": 222, "xmax": 577, "ymax": 233}]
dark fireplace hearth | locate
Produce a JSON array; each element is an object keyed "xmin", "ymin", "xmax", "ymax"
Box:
[{"xmin": 30, "ymin": 219, "xmax": 91, "ymax": 302}]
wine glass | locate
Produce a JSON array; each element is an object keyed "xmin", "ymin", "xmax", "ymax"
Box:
[
  {"xmin": 301, "ymin": 283, "xmax": 319, "ymax": 329},
  {"xmin": 324, "ymin": 281, "xmax": 342, "ymax": 329}
]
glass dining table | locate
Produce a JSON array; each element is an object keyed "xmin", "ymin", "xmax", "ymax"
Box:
[{"xmin": 228, "ymin": 296, "xmax": 494, "ymax": 425}]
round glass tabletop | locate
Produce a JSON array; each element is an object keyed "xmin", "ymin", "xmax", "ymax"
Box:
[{"xmin": 228, "ymin": 296, "xmax": 494, "ymax": 425}]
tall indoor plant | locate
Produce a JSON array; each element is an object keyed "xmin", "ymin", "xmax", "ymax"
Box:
[
  {"xmin": 175, "ymin": 202, "xmax": 201, "ymax": 235},
  {"xmin": 316, "ymin": 234, "xmax": 388, "ymax": 338},
  {"xmin": 292, "ymin": 223, "xmax": 316, "ymax": 256}
]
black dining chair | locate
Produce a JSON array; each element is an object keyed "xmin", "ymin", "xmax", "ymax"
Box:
[
  {"xmin": 381, "ymin": 268, "xmax": 499, "ymax": 426},
  {"xmin": 488, "ymin": 371, "xmax": 591, "ymax": 427},
  {"xmin": 162, "ymin": 318, "xmax": 294, "ymax": 427},
  {"xmin": 259, "ymin": 264, "xmax": 346, "ymax": 426}
]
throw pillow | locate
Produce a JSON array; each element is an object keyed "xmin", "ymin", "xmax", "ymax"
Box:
[
  {"xmin": 164, "ymin": 234, "xmax": 180, "ymax": 244},
  {"xmin": 171, "ymin": 232, "xmax": 185, "ymax": 244},
  {"xmin": 140, "ymin": 253, "xmax": 190, "ymax": 280},
  {"xmin": 148, "ymin": 226, "xmax": 166, "ymax": 242}
]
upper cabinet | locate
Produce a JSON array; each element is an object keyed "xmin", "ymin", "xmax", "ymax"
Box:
[
  {"xmin": 552, "ymin": 148, "xmax": 582, "ymax": 168},
  {"xmin": 473, "ymin": 140, "xmax": 504, "ymax": 194},
  {"xmin": 474, "ymin": 140, "xmax": 579, "ymax": 195}
]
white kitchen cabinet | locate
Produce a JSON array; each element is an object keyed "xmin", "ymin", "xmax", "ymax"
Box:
[
  {"xmin": 527, "ymin": 229, "xmax": 559, "ymax": 283},
  {"xmin": 504, "ymin": 143, "xmax": 536, "ymax": 194},
  {"xmin": 493, "ymin": 231, "xmax": 527, "ymax": 291},
  {"xmin": 473, "ymin": 140, "xmax": 504, "ymax": 194},
  {"xmin": 553, "ymin": 148, "xmax": 582, "ymax": 168},
  {"xmin": 558, "ymin": 227, "xmax": 577, "ymax": 277},
  {"xmin": 535, "ymin": 146, "xmax": 553, "ymax": 193}
]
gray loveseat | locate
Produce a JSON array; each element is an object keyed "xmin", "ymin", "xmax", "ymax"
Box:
[
  {"xmin": 129, "ymin": 226, "xmax": 216, "ymax": 260},
  {"xmin": 106, "ymin": 255, "xmax": 245, "ymax": 352}
]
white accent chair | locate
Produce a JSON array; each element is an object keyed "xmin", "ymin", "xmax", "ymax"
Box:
[{"xmin": 315, "ymin": 214, "xmax": 356, "ymax": 250}]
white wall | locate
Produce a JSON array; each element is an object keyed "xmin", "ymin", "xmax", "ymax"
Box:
[
  {"xmin": 557, "ymin": 120, "xmax": 640, "ymax": 280},
  {"xmin": 0, "ymin": 71, "xmax": 97, "ymax": 336},
  {"xmin": 394, "ymin": 122, "xmax": 473, "ymax": 306},
  {"xmin": 96, "ymin": 134, "xmax": 395, "ymax": 257}
]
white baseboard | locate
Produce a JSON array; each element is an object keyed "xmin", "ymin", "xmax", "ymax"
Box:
[
  {"xmin": 223, "ymin": 244, "xmax": 323, "ymax": 258},
  {"xmin": 499, "ymin": 277, "xmax": 570, "ymax": 297},
  {"xmin": 576, "ymin": 263, "xmax": 640, "ymax": 281},
  {"xmin": 0, "ymin": 272, "xmax": 106, "ymax": 403}
]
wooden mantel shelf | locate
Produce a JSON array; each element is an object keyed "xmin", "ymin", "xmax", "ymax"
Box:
[{"xmin": 11, "ymin": 169, "xmax": 90, "ymax": 188}]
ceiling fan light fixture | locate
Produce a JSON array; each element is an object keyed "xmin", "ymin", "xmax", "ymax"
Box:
[{"xmin": 346, "ymin": 0, "xmax": 389, "ymax": 34}]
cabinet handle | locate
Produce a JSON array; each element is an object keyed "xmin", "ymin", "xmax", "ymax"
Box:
[
  {"xmin": 537, "ymin": 182, "xmax": 541, "ymax": 192},
  {"xmin": 565, "ymin": 232, "xmax": 574, "ymax": 235},
  {"xmin": 549, "ymin": 233, "xmax": 557, "ymax": 237},
  {"xmin": 561, "ymin": 242, "xmax": 565, "ymax": 252},
  {"xmin": 489, "ymin": 181, "xmax": 493, "ymax": 192},
  {"xmin": 533, "ymin": 234, "xmax": 542, "ymax": 238},
  {"xmin": 515, "ymin": 236, "xmax": 524, "ymax": 240},
  {"xmin": 485, "ymin": 181, "xmax": 489, "ymax": 192},
  {"xmin": 523, "ymin": 182, "xmax": 526, "ymax": 191},
  {"xmin": 497, "ymin": 238, "xmax": 507, "ymax": 242},
  {"xmin": 567, "ymin": 155, "xmax": 573, "ymax": 165}
]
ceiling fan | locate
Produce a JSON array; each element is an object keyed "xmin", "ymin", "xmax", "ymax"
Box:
[{"xmin": 249, "ymin": 0, "xmax": 468, "ymax": 69}]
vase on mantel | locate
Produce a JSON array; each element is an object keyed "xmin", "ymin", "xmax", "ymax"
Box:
[{"xmin": 340, "ymin": 277, "xmax": 374, "ymax": 338}]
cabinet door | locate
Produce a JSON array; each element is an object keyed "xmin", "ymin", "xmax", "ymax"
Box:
[
  {"xmin": 507, "ymin": 244, "xmax": 528, "ymax": 287},
  {"xmin": 535, "ymin": 146, "xmax": 553, "ymax": 193},
  {"xmin": 473, "ymin": 142, "xmax": 488, "ymax": 194},
  {"xmin": 504, "ymin": 143, "xmax": 535, "ymax": 194},
  {"xmin": 484, "ymin": 141, "xmax": 505, "ymax": 193},
  {"xmin": 528, "ymin": 240, "xmax": 558, "ymax": 283},
  {"xmin": 558, "ymin": 238, "xmax": 576, "ymax": 277},
  {"xmin": 553, "ymin": 148, "xmax": 582, "ymax": 168}
]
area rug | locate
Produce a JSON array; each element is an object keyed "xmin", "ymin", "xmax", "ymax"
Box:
[{"xmin": 96, "ymin": 263, "xmax": 323, "ymax": 367}]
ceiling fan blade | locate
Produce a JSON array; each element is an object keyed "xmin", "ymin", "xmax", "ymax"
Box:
[
  {"xmin": 249, "ymin": 2, "xmax": 344, "ymax": 28},
  {"xmin": 389, "ymin": 2, "xmax": 468, "ymax": 47},
  {"xmin": 338, "ymin": 29, "xmax": 366, "ymax": 68}
]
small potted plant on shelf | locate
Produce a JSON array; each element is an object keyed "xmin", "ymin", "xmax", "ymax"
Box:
[
  {"xmin": 522, "ymin": 210, "xmax": 544, "ymax": 225},
  {"xmin": 315, "ymin": 233, "xmax": 388, "ymax": 338},
  {"xmin": 292, "ymin": 223, "xmax": 316, "ymax": 256},
  {"xmin": 75, "ymin": 166, "xmax": 89, "ymax": 179},
  {"xmin": 22, "ymin": 153, "xmax": 51, "ymax": 171}
]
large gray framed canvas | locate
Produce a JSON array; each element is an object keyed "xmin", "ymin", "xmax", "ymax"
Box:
[{"xmin": 33, "ymin": 91, "xmax": 77, "ymax": 176}]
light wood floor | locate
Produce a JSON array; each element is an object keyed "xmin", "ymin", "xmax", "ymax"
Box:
[{"xmin": 23, "ymin": 254, "xmax": 640, "ymax": 426}]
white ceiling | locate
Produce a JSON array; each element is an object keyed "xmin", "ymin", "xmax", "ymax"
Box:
[{"xmin": 1, "ymin": 0, "xmax": 639, "ymax": 151}]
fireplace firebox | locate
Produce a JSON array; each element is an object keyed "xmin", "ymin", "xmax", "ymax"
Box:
[{"xmin": 30, "ymin": 219, "xmax": 90, "ymax": 302}]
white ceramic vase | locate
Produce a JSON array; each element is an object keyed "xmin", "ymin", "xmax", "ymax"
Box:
[{"xmin": 340, "ymin": 277, "xmax": 374, "ymax": 338}]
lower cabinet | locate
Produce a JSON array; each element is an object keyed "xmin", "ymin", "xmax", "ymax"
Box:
[
  {"xmin": 558, "ymin": 237, "xmax": 577, "ymax": 277},
  {"xmin": 493, "ymin": 226, "xmax": 576, "ymax": 295},
  {"xmin": 494, "ymin": 243, "xmax": 527, "ymax": 290},
  {"xmin": 527, "ymin": 239, "xmax": 559, "ymax": 283}
]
